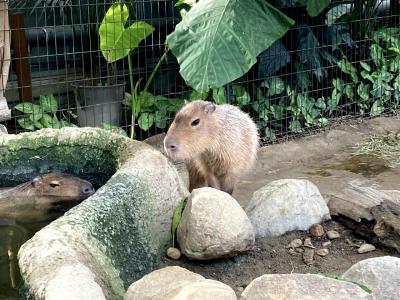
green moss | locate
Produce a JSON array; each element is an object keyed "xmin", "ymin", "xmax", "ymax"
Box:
[{"xmin": 0, "ymin": 128, "xmax": 129, "ymax": 187}]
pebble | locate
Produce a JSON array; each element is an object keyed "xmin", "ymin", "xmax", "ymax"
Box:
[
  {"xmin": 310, "ymin": 224, "xmax": 324, "ymax": 237},
  {"xmin": 327, "ymin": 230, "xmax": 340, "ymax": 239},
  {"xmin": 303, "ymin": 237, "xmax": 315, "ymax": 248},
  {"xmin": 357, "ymin": 243, "xmax": 376, "ymax": 254},
  {"xmin": 287, "ymin": 238, "xmax": 303, "ymax": 249},
  {"xmin": 295, "ymin": 247, "xmax": 304, "ymax": 253},
  {"xmin": 166, "ymin": 247, "xmax": 181, "ymax": 260},
  {"xmin": 316, "ymin": 248, "xmax": 329, "ymax": 257},
  {"xmin": 237, "ymin": 287, "xmax": 244, "ymax": 293},
  {"xmin": 303, "ymin": 248, "xmax": 314, "ymax": 265},
  {"xmin": 322, "ymin": 241, "xmax": 332, "ymax": 248}
]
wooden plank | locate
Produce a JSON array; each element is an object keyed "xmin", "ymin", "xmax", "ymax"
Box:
[{"xmin": 10, "ymin": 13, "xmax": 32, "ymax": 102}]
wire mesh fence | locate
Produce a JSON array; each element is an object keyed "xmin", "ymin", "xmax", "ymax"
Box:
[{"xmin": 1, "ymin": 0, "xmax": 399, "ymax": 144}]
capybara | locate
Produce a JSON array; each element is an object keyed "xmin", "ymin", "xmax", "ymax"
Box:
[
  {"xmin": 0, "ymin": 173, "xmax": 95, "ymax": 222},
  {"xmin": 164, "ymin": 100, "xmax": 259, "ymax": 195}
]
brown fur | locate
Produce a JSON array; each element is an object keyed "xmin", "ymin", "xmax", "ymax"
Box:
[
  {"xmin": 164, "ymin": 100, "xmax": 259, "ymax": 195},
  {"xmin": 0, "ymin": 173, "xmax": 95, "ymax": 222}
]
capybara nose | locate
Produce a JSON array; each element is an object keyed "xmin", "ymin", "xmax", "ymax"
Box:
[{"xmin": 82, "ymin": 186, "xmax": 95, "ymax": 195}]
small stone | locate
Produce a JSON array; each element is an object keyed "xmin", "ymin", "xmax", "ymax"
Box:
[
  {"xmin": 316, "ymin": 249, "xmax": 329, "ymax": 257},
  {"xmin": 310, "ymin": 224, "xmax": 324, "ymax": 237},
  {"xmin": 237, "ymin": 287, "xmax": 244, "ymax": 293},
  {"xmin": 303, "ymin": 237, "xmax": 315, "ymax": 248},
  {"xmin": 286, "ymin": 239, "xmax": 302, "ymax": 249},
  {"xmin": 303, "ymin": 248, "xmax": 314, "ymax": 265},
  {"xmin": 358, "ymin": 244, "xmax": 376, "ymax": 254},
  {"xmin": 322, "ymin": 241, "xmax": 332, "ymax": 248},
  {"xmin": 166, "ymin": 247, "xmax": 181, "ymax": 260},
  {"xmin": 295, "ymin": 247, "xmax": 304, "ymax": 253},
  {"xmin": 327, "ymin": 230, "xmax": 340, "ymax": 239}
]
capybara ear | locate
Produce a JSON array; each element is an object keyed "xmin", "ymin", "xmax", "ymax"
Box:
[
  {"xmin": 31, "ymin": 176, "xmax": 42, "ymax": 187},
  {"xmin": 204, "ymin": 102, "xmax": 216, "ymax": 114}
]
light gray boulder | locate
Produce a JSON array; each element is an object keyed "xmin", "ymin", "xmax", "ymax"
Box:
[
  {"xmin": 342, "ymin": 256, "xmax": 400, "ymax": 300},
  {"xmin": 177, "ymin": 187, "xmax": 255, "ymax": 260},
  {"xmin": 245, "ymin": 179, "xmax": 331, "ymax": 237},
  {"xmin": 241, "ymin": 273, "xmax": 372, "ymax": 300}
]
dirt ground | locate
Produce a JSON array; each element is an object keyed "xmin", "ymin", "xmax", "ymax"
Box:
[{"xmin": 160, "ymin": 116, "xmax": 400, "ymax": 294}]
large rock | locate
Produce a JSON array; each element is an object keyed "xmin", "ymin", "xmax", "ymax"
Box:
[
  {"xmin": 245, "ymin": 179, "xmax": 330, "ymax": 237},
  {"xmin": 124, "ymin": 266, "xmax": 236, "ymax": 300},
  {"xmin": 10, "ymin": 128, "xmax": 189, "ymax": 299},
  {"xmin": 241, "ymin": 273, "xmax": 372, "ymax": 299},
  {"xmin": 177, "ymin": 187, "xmax": 255, "ymax": 260},
  {"xmin": 342, "ymin": 256, "xmax": 400, "ymax": 300}
]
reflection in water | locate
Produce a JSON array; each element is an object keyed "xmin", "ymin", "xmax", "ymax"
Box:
[{"xmin": 0, "ymin": 221, "xmax": 47, "ymax": 299}]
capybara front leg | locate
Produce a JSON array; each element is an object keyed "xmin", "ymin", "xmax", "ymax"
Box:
[{"xmin": 206, "ymin": 173, "xmax": 222, "ymax": 190}]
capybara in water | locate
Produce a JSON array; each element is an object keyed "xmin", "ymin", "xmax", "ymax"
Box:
[
  {"xmin": 163, "ymin": 100, "xmax": 259, "ymax": 195},
  {"xmin": 0, "ymin": 173, "xmax": 95, "ymax": 222}
]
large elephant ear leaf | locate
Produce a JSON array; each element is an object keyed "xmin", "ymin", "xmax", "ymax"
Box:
[
  {"xmin": 166, "ymin": 0, "xmax": 294, "ymax": 92},
  {"xmin": 298, "ymin": 0, "xmax": 331, "ymax": 17}
]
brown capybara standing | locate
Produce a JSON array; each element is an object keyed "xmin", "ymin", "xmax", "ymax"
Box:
[{"xmin": 163, "ymin": 100, "xmax": 259, "ymax": 195}]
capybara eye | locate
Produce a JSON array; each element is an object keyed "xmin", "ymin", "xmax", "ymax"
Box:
[
  {"xmin": 49, "ymin": 181, "xmax": 60, "ymax": 188},
  {"xmin": 191, "ymin": 119, "xmax": 200, "ymax": 126}
]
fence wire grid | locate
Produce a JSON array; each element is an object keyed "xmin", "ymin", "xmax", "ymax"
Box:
[{"xmin": 1, "ymin": 0, "xmax": 399, "ymax": 144}]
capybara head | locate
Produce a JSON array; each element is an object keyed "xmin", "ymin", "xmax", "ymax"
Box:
[
  {"xmin": 164, "ymin": 100, "xmax": 218, "ymax": 161},
  {"xmin": 29, "ymin": 173, "xmax": 95, "ymax": 202}
]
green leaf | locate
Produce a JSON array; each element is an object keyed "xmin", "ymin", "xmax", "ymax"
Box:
[
  {"xmin": 29, "ymin": 108, "xmax": 44, "ymax": 122},
  {"xmin": 17, "ymin": 117, "xmax": 35, "ymax": 130},
  {"xmin": 60, "ymin": 119, "xmax": 77, "ymax": 128},
  {"xmin": 317, "ymin": 118, "xmax": 329, "ymax": 126},
  {"xmin": 357, "ymin": 82, "xmax": 370, "ymax": 101},
  {"xmin": 332, "ymin": 78, "xmax": 345, "ymax": 91},
  {"xmin": 40, "ymin": 113, "xmax": 55, "ymax": 128},
  {"xmin": 232, "ymin": 85, "xmax": 250, "ymax": 107},
  {"xmin": 171, "ymin": 198, "xmax": 188, "ymax": 248},
  {"xmin": 138, "ymin": 91, "xmax": 156, "ymax": 109},
  {"xmin": 370, "ymin": 44, "xmax": 385, "ymax": 69},
  {"xmin": 39, "ymin": 94, "xmax": 58, "ymax": 113},
  {"xmin": 212, "ymin": 87, "xmax": 227, "ymax": 104},
  {"xmin": 259, "ymin": 108, "xmax": 269, "ymax": 121},
  {"xmin": 189, "ymin": 90, "xmax": 209, "ymax": 100},
  {"xmin": 299, "ymin": 0, "xmax": 330, "ymax": 17},
  {"xmin": 264, "ymin": 127, "xmax": 276, "ymax": 140},
  {"xmin": 360, "ymin": 61, "xmax": 371, "ymax": 72},
  {"xmin": 344, "ymin": 84, "xmax": 354, "ymax": 99},
  {"xmin": 270, "ymin": 105, "xmax": 284, "ymax": 120},
  {"xmin": 138, "ymin": 113, "xmax": 155, "ymax": 131},
  {"xmin": 315, "ymin": 97, "xmax": 326, "ymax": 110},
  {"xmin": 15, "ymin": 103, "xmax": 40, "ymax": 114},
  {"xmin": 155, "ymin": 110, "xmax": 168, "ymax": 129},
  {"xmin": 99, "ymin": 3, "xmax": 154, "ymax": 63},
  {"xmin": 289, "ymin": 120, "xmax": 303, "ymax": 133},
  {"xmin": 51, "ymin": 115, "xmax": 60, "ymax": 129},
  {"xmin": 338, "ymin": 59, "xmax": 358, "ymax": 82},
  {"xmin": 166, "ymin": 0, "xmax": 294, "ymax": 92},
  {"xmin": 262, "ymin": 77, "xmax": 285, "ymax": 96},
  {"xmin": 325, "ymin": 4, "xmax": 349, "ymax": 26},
  {"xmin": 371, "ymin": 100, "xmax": 384, "ymax": 116}
]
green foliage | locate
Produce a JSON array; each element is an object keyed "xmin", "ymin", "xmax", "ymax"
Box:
[
  {"xmin": 166, "ymin": 0, "xmax": 294, "ymax": 92},
  {"xmin": 297, "ymin": 0, "xmax": 331, "ymax": 17},
  {"xmin": 15, "ymin": 95, "xmax": 77, "ymax": 131},
  {"xmin": 99, "ymin": 3, "xmax": 154, "ymax": 63},
  {"xmin": 317, "ymin": 273, "xmax": 372, "ymax": 294},
  {"xmin": 171, "ymin": 197, "xmax": 188, "ymax": 248},
  {"xmin": 335, "ymin": 27, "xmax": 400, "ymax": 117},
  {"xmin": 123, "ymin": 91, "xmax": 184, "ymax": 131}
]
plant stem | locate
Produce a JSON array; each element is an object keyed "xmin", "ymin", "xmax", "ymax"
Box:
[
  {"xmin": 128, "ymin": 51, "xmax": 136, "ymax": 139},
  {"xmin": 142, "ymin": 47, "xmax": 170, "ymax": 94}
]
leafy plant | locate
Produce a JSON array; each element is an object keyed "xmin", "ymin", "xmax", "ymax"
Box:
[
  {"xmin": 123, "ymin": 92, "xmax": 184, "ymax": 131},
  {"xmin": 166, "ymin": 0, "xmax": 295, "ymax": 92},
  {"xmin": 171, "ymin": 197, "xmax": 188, "ymax": 248},
  {"xmin": 98, "ymin": 3, "xmax": 154, "ymax": 138},
  {"xmin": 333, "ymin": 27, "xmax": 400, "ymax": 117},
  {"xmin": 15, "ymin": 95, "xmax": 77, "ymax": 130}
]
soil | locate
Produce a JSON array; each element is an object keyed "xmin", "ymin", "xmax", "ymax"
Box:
[{"xmin": 160, "ymin": 116, "xmax": 400, "ymax": 295}]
